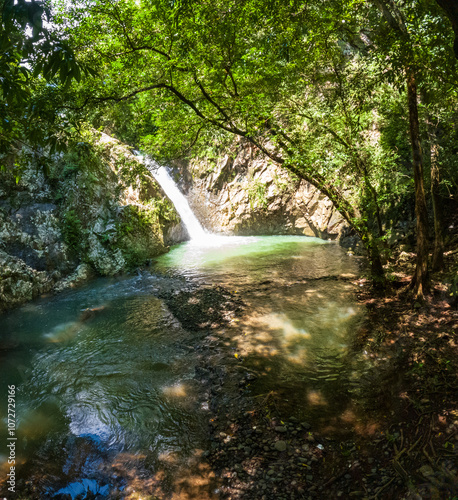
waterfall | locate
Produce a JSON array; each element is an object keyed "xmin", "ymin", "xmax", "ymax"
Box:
[{"xmin": 138, "ymin": 155, "xmax": 207, "ymax": 241}]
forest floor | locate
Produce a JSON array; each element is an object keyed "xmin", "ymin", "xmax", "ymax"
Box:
[{"xmin": 160, "ymin": 245, "xmax": 458, "ymax": 500}]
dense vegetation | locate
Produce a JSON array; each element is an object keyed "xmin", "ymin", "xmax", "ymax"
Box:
[{"xmin": 1, "ymin": 0, "xmax": 458, "ymax": 299}]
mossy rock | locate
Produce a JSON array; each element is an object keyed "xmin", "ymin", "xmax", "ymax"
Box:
[{"xmin": 117, "ymin": 204, "xmax": 167, "ymax": 268}]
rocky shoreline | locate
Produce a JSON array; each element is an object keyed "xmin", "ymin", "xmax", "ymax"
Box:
[
  {"xmin": 0, "ymin": 132, "xmax": 186, "ymax": 314},
  {"xmin": 159, "ymin": 276, "xmax": 458, "ymax": 500}
]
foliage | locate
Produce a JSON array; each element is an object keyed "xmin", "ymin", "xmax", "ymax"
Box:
[
  {"xmin": 247, "ymin": 179, "xmax": 268, "ymax": 210},
  {"xmin": 2, "ymin": 0, "xmax": 458, "ymax": 284},
  {"xmin": 0, "ymin": 0, "xmax": 92, "ymax": 170},
  {"xmin": 62, "ymin": 209, "xmax": 82, "ymax": 252},
  {"xmin": 116, "ymin": 151, "xmax": 152, "ymax": 190}
]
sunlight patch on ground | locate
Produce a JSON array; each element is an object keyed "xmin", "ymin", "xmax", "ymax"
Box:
[
  {"xmin": 158, "ymin": 451, "xmax": 179, "ymax": 465},
  {"xmin": 307, "ymin": 390, "xmax": 328, "ymax": 406},
  {"xmin": 320, "ymin": 407, "xmax": 380, "ymax": 436},
  {"xmin": 111, "ymin": 449, "xmax": 219, "ymax": 500}
]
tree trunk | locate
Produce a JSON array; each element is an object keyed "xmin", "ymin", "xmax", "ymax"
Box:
[
  {"xmin": 430, "ymin": 141, "xmax": 445, "ymax": 270},
  {"xmin": 366, "ymin": 234, "xmax": 386, "ymax": 287},
  {"xmin": 406, "ymin": 70, "xmax": 429, "ymax": 299},
  {"xmin": 372, "ymin": 0, "xmax": 428, "ymax": 296}
]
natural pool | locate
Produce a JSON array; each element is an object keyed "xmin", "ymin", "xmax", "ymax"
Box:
[{"xmin": 0, "ymin": 235, "xmax": 371, "ymax": 498}]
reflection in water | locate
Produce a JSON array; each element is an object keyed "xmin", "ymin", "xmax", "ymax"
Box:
[
  {"xmin": 1, "ymin": 292, "xmax": 213, "ymax": 498},
  {"xmin": 154, "ymin": 235, "xmax": 335, "ymax": 286},
  {"xmin": 0, "ymin": 235, "xmax": 369, "ymax": 498}
]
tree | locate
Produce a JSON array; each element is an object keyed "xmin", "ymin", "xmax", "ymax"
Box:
[
  {"xmin": 371, "ymin": 0, "xmax": 457, "ymax": 298},
  {"xmin": 53, "ymin": 0, "xmax": 396, "ymax": 281},
  {"xmin": 436, "ymin": 0, "xmax": 458, "ymax": 58},
  {"xmin": 51, "ymin": 0, "xmax": 457, "ymax": 289},
  {"xmin": 0, "ymin": 0, "xmax": 88, "ymax": 167}
]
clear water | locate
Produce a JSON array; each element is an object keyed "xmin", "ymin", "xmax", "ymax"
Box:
[
  {"xmin": 154, "ymin": 235, "xmax": 346, "ymax": 284},
  {"xmin": 0, "ymin": 235, "xmax": 368, "ymax": 498},
  {"xmin": 155, "ymin": 236, "xmax": 367, "ymax": 429}
]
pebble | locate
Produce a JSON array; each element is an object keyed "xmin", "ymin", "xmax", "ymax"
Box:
[{"xmin": 275, "ymin": 440, "xmax": 287, "ymax": 452}]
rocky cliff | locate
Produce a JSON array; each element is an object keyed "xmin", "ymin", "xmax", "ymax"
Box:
[
  {"xmin": 175, "ymin": 140, "xmax": 354, "ymax": 242},
  {"xmin": 0, "ymin": 132, "xmax": 184, "ymax": 313}
]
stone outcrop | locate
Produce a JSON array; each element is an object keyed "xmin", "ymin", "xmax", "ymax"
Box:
[
  {"xmin": 0, "ymin": 131, "xmax": 184, "ymax": 313},
  {"xmin": 176, "ymin": 141, "xmax": 349, "ymax": 240}
]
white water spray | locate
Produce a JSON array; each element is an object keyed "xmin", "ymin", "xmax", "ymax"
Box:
[
  {"xmin": 137, "ymin": 155, "xmax": 208, "ymax": 240},
  {"xmin": 137, "ymin": 153, "xmax": 257, "ymax": 247}
]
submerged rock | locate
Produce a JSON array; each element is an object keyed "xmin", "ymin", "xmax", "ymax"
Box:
[{"xmin": 275, "ymin": 441, "xmax": 287, "ymax": 452}]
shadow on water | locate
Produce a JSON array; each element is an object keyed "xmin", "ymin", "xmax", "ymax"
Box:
[
  {"xmin": 0, "ymin": 235, "xmax": 400, "ymax": 499},
  {"xmin": 224, "ymin": 280, "xmax": 382, "ymax": 436}
]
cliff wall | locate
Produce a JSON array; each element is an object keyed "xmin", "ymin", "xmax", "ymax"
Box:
[
  {"xmin": 175, "ymin": 141, "xmax": 354, "ymax": 242},
  {"xmin": 0, "ymin": 132, "xmax": 184, "ymax": 313}
]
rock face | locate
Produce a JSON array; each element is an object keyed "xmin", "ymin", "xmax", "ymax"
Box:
[
  {"xmin": 0, "ymin": 131, "xmax": 184, "ymax": 313},
  {"xmin": 175, "ymin": 141, "xmax": 348, "ymax": 239}
]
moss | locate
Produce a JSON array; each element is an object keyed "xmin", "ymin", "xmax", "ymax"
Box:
[
  {"xmin": 115, "ymin": 203, "xmax": 170, "ymax": 268},
  {"xmin": 61, "ymin": 209, "xmax": 82, "ymax": 254}
]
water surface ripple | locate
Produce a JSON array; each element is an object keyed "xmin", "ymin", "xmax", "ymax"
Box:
[{"xmin": 0, "ymin": 235, "xmax": 369, "ymax": 498}]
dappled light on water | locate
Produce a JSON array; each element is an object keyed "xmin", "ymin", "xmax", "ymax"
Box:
[
  {"xmin": 306, "ymin": 390, "xmax": 329, "ymax": 407},
  {"xmin": 0, "ymin": 234, "xmax": 381, "ymax": 497},
  {"xmin": 155, "ymin": 235, "xmax": 382, "ymax": 438}
]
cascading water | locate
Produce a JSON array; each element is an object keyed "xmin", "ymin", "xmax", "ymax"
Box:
[
  {"xmin": 138, "ymin": 155, "xmax": 207, "ymax": 240},
  {"xmin": 138, "ymin": 153, "xmax": 254, "ymax": 247}
]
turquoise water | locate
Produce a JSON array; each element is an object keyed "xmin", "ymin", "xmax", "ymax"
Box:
[
  {"xmin": 154, "ymin": 235, "xmax": 347, "ymax": 285},
  {"xmin": 0, "ymin": 235, "xmax": 365, "ymax": 498}
]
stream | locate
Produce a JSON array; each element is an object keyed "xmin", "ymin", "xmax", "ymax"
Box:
[{"xmin": 0, "ymin": 235, "xmax": 376, "ymax": 499}]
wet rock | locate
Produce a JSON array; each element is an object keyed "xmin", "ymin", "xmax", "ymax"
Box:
[
  {"xmin": 0, "ymin": 132, "xmax": 176, "ymax": 312},
  {"xmin": 0, "ymin": 250, "xmax": 52, "ymax": 312},
  {"xmin": 174, "ymin": 143, "xmax": 350, "ymax": 241},
  {"xmin": 54, "ymin": 264, "xmax": 94, "ymax": 293}
]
